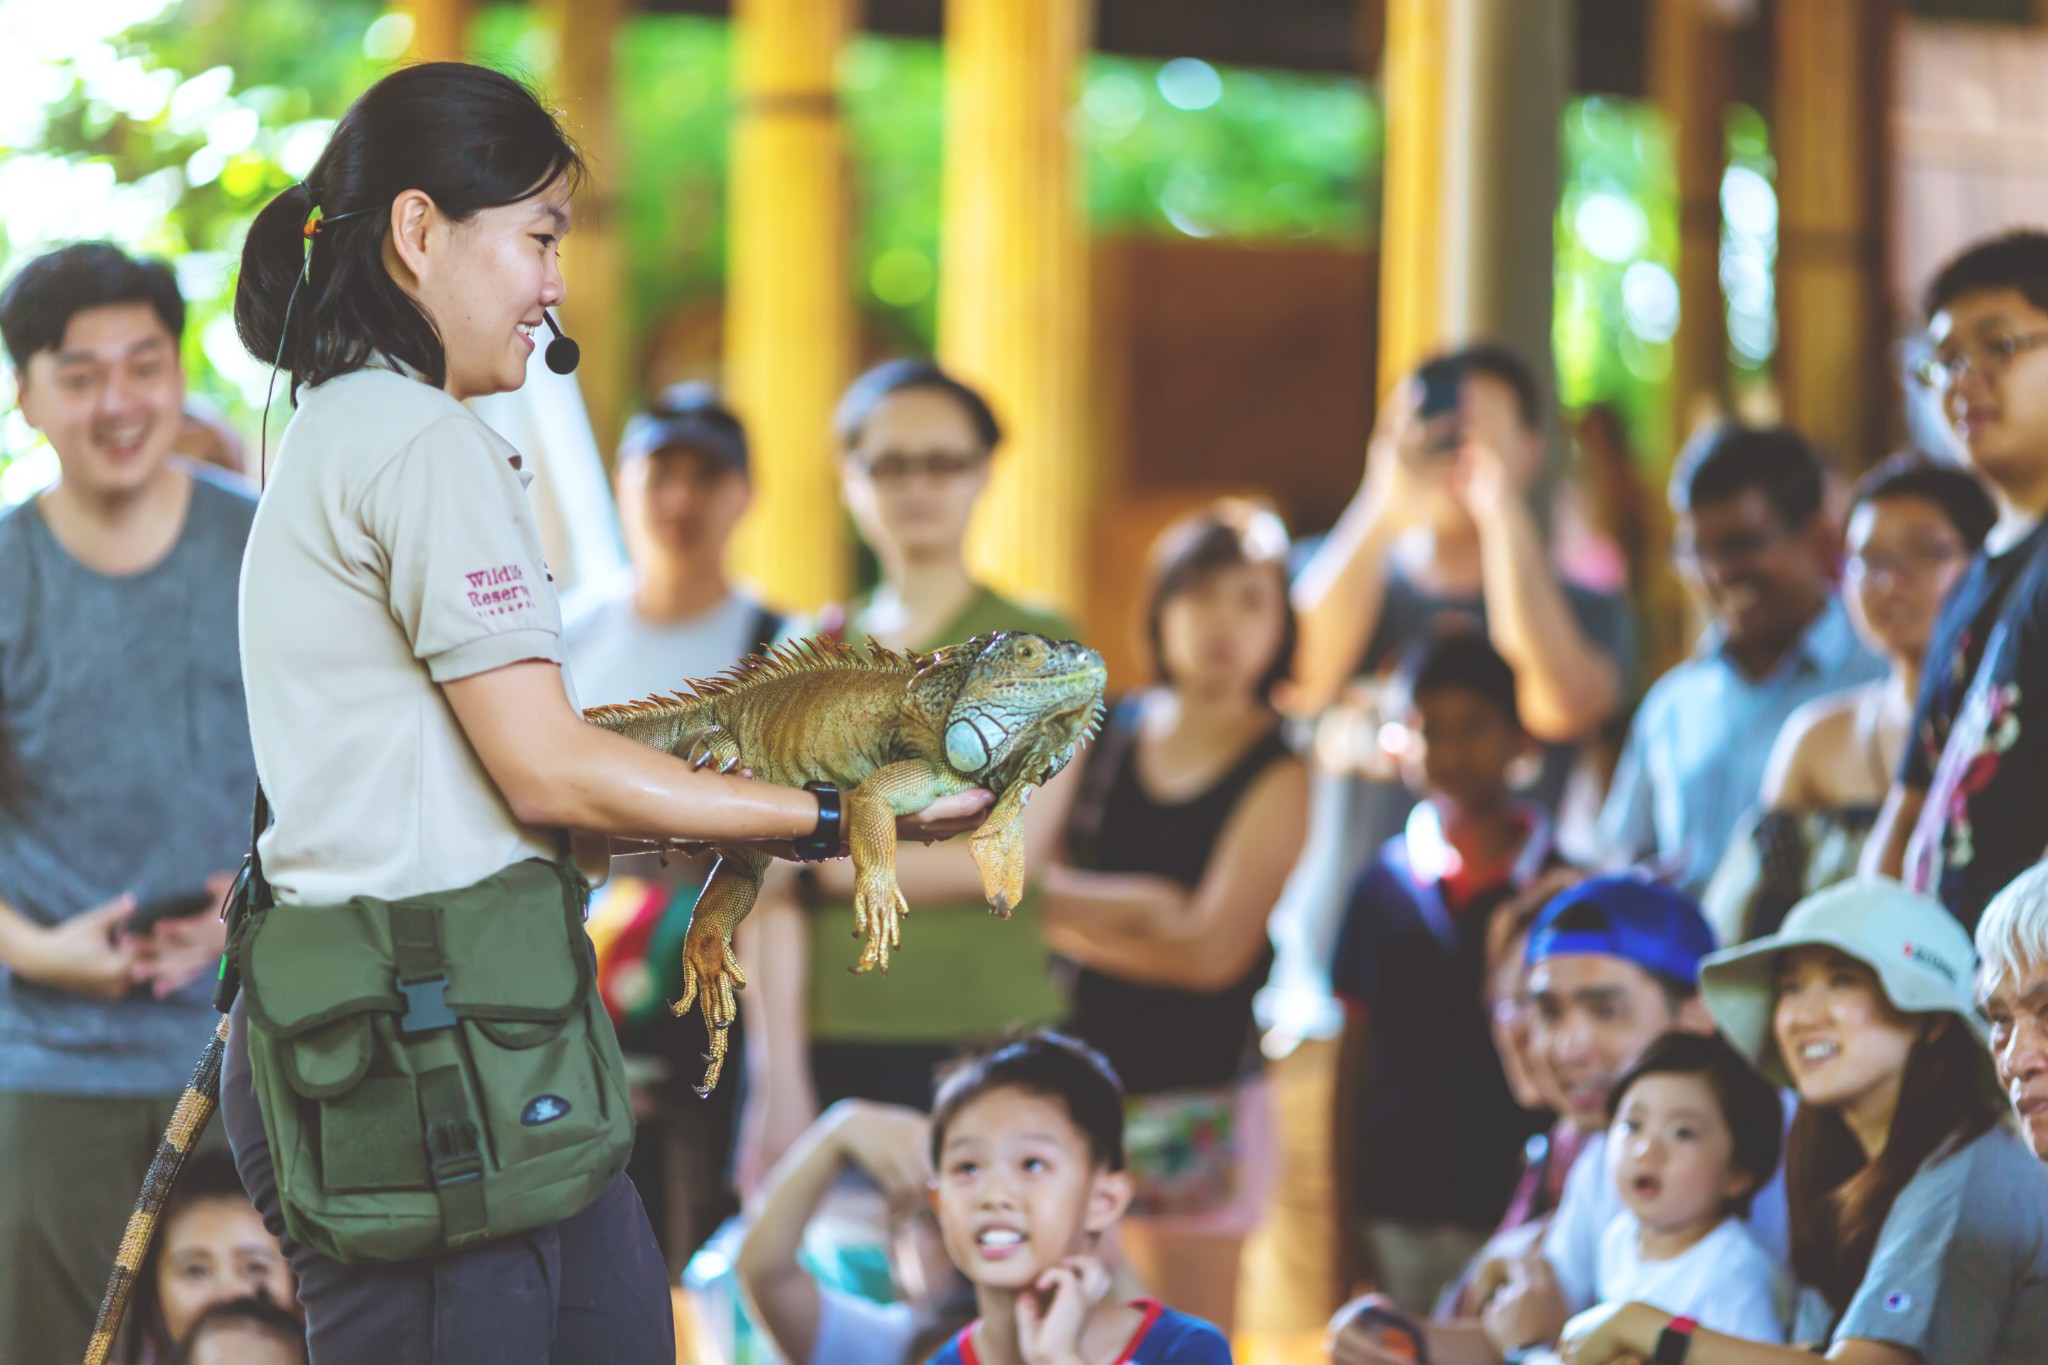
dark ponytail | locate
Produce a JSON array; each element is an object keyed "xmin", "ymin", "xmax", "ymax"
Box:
[{"xmin": 234, "ymin": 62, "xmax": 584, "ymax": 397}]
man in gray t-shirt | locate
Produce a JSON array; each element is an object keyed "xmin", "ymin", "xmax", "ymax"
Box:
[{"xmin": 0, "ymin": 245, "xmax": 257, "ymax": 1363}]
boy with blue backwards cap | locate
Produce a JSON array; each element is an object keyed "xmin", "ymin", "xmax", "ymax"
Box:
[
  {"xmin": 1563, "ymin": 878, "xmax": 2048, "ymax": 1365},
  {"xmin": 1331, "ymin": 876, "xmax": 1790, "ymax": 1364}
]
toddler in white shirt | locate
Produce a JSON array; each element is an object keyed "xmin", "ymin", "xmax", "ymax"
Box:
[{"xmin": 1581, "ymin": 1031, "xmax": 1790, "ymax": 1344}]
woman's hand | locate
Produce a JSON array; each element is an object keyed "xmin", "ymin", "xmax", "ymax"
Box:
[
  {"xmin": 1016, "ymin": 1256, "xmax": 1113, "ymax": 1365},
  {"xmin": 1557, "ymin": 1301, "xmax": 1663, "ymax": 1364},
  {"xmin": 896, "ymin": 787, "xmax": 993, "ymax": 843}
]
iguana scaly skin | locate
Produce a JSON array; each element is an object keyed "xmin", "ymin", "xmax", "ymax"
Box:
[{"xmin": 584, "ymin": 631, "xmax": 1107, "ymax": 1093}]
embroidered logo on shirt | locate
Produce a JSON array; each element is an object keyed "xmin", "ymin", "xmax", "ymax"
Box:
[
  {"xmin": 521, "ymin": 1094, "xmax": 571, "ymax": 1126},
  {"xmin": 464, "ymin": 563, "xmax": 535, "ymax": 618},
  {"xmin": 1882, "ymin": 1291, "xmax": 1911, "ymax": 1313}
]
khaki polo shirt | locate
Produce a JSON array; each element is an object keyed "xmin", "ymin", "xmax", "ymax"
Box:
[{"xmin": 240, "ymin": 367, "xmax": 565, "ymax": 907}]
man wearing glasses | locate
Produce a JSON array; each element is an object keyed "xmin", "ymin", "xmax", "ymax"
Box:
[
  {"xmin": 1867, "ymin": 230, "xmax": 2048, "ymax": 932},
  {"xmin": 733, "ymin": 359, "xmax": 1079, "ymax": 1190},
  {"xmin": 1597, "ymin": 425, "xmax": 1885, "ymax": 897}
]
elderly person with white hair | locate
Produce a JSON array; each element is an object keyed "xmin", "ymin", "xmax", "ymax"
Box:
[{"xmin": 1977, "ymin": 864, "xmax": 2048, "ymax": 1162}]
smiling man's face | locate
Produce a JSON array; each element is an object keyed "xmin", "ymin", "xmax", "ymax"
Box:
[{"xmin": 16, "ymin": 301, "xmax": 185, "ymax": 501}]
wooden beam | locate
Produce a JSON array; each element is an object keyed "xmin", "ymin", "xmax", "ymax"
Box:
[
  {"xmin": 724, "ymin": 0, "xmax": 857, "ymax": 613},
  {"xmin": 538, "ymin": 0, "xmax": 630, "ymax": 462},
  {"xmin": 402, "ymin": 0, "xmax": 477, "ymax": 61},
  {"xmin": 1651, "ymin": 0, "xmax": 1735, "ymax": 461},
  {"xmin": 938, "ymin": 0, "xmax": 1095, "ymax": 615},
  {"xmin": 1774, "ymin": 0, "xmax": 1897, "ymax": 468}
]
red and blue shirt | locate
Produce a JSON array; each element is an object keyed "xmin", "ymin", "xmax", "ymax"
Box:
[{"xmin": 926, "ymin": 1299, "xmax": 1231, "ymax": 1364}]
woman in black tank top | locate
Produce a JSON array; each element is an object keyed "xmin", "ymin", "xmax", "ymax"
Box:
[{"xmin": 1040, "ymin": 500, "xmax": 1310, "ymax": 1334}]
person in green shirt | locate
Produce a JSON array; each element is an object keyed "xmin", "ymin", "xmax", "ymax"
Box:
[{"xmin": 736, "ymin": 359, "xmax": 1083, "ymax": 1193}]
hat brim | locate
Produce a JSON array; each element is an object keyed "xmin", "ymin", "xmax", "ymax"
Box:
[{"xmin": 1701, "ymin": 923, "xmax": 1990, "ymax": 1089}]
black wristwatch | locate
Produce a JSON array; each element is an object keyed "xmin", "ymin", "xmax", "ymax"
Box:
[
  {"xmin": 1652, "ymin": 1316, "xmax": 1697, "ymax": 1365},
  {"xmin": 793, "ymin": 783, "xmax": 842, "ymax": 862}
]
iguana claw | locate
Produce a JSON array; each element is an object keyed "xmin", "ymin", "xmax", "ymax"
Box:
[
  {"xmin": 672, "ymin": 921, "xmax": 747, "ymax": 1095},
  {"xmin": 850, "ymin": 873, "xmax": 909, "ymax": 975}
]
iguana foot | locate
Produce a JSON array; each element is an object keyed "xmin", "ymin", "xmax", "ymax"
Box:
[
  {"xmin": 969, "ymin": 818, "xmax": 1028, "ymax": 920},
  {"xmin": 680, "ymin": 725, "xmax": 744, "ymax": 776},
  {"xmin": 671, "ymin": 923, "xmax": 747, "ymax": 1095},
  {"xmin": 849, "ymin": 874, "xmax": 909, "ymax": 975}
]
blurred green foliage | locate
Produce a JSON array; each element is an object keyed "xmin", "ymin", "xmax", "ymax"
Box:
[{"xmin": 1, "ymin": 3, "xmax": 1713, "ymax": 499}]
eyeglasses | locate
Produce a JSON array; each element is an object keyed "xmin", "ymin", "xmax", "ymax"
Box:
[
  {"xmin": 1845, "ymin": 542, "xmax": 1966, "ymax": 583},
  {"xmin": 1913, "ymin": 331, "xmax": 2048, "ymax": 392},
  {"xmin": 851, "ymin": 449, "xmax": 988, "ymax": 484}
]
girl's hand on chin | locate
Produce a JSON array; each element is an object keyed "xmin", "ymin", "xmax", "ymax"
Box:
[{"xmin": 1016, "ymin": 1255, "xmax": 1112, "ymax": 1365}]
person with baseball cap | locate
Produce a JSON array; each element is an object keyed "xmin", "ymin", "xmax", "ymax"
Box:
[
  {"xmin": 1560, "ymin": 877, "xmax": 2048, "ymax": 1365},
  {"xmin": 559, "ymin": 383, "xmax": 783, "ymax": 1263},
  {"xmin": 1333, "ymin": 876, "xmax": 1788, "ymax": 1365},
  {"xmin": 563, "ymin": 382, "xmax": 781, "ymax": 708}
]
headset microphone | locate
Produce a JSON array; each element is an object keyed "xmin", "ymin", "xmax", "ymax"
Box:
[{"xmin": 540, "ymin": 309, "xmax": 580, "ymax": 375}]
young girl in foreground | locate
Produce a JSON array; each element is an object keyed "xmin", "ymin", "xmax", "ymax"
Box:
[{"xmin": 1561, "ymin": 878, "xmax": 2048, "ymax": 1364}]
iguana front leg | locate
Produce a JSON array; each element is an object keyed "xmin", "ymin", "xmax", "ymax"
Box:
[
  {"xmin": 671, "ymin": 845, "xmax": 770, "ymax": 1095},
  {"xmin": 968, "ymin": 780, "xmax": 1033, "ymax": 919},
  {"xmin": 844, "ymin": 760, "xmax": 960, "ymax": 975}
]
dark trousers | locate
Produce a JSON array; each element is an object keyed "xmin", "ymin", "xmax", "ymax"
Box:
[
  {"xmin": 0, "ymin": 1085, "xmax": 222, "ymax": 1364},
  {"xmin": 222, "ymin": 1000, "xmax": 675, "ymax": 1364}
]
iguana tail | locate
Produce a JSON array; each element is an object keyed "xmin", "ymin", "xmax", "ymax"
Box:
[{"xmin": 83, "ymin": 1015, "xmax": 230, "ymax": 1365}]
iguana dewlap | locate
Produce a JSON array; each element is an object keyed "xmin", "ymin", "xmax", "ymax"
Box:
[{"xmin": 584, "ymin": 631, "xmax": 1107, "ymax": 1093}]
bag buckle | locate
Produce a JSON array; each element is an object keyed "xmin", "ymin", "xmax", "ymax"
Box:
[
  {"xmin": 425, "ymin": 1117, "xmax": 484, "ymax": 1188},
  {"xmin": 397, "ymin": 975, "xmax": 457, "ymax": 1034}
]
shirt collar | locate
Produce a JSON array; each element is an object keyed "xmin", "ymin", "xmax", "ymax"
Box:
[
  {"xmin": 1698, "ymin": 593, "xmax": 1858, "ymax": 681},
  {"xmin": 1403, "ymin": 799, "xmax": 1554, "ymax": 892}
]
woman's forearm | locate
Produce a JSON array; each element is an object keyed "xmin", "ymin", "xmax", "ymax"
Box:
[{"xmin": 445, "ymin": 662, "xmax": 823, "ymax": 842}]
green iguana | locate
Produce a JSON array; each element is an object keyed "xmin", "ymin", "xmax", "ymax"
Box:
[{"xmin": 584, "ymin": 630, "xmax": 1108, "ymax": 1094}]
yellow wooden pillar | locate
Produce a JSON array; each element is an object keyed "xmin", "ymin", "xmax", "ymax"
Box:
[
  {"xmin": 1376, "ymin": 0, "xmax": 1448, "ymax": 393},
  {"xmin": 1378, "ymin": 0, "xmax": 1567, "ymax": 394},
  {"xmin": 725, "ymin": 0, "xmax": 856, "ymax": 614},
  {"xmin": 938, "ymin": 0, "xmax": 1093, "ymax": 616},
  {"xmin": 1774, "ymin": 0, "xmax": 1895, "ymax": 467},
  {"xmin": 402, "ymin": 0, "xmax": 475, "ymax": 61},
  {"xmin": 535, "ymin": 0, "xmax": 630, "ymax": 463},
  {"xmin": 1651, "ymin": 0, "xmax": 1734, "ymax": 455}
]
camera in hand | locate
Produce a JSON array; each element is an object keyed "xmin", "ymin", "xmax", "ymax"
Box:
[{"xmin": 1415, "ymin": 356, "xmax": 1465, "ymax": 456}]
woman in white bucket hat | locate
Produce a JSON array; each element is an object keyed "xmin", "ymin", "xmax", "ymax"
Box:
[{"xmin": 1560, "ymin": 877, "xmax": 2048, "ymax": 1365}]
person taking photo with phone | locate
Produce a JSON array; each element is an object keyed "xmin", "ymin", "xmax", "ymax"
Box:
[{"xmin": 1293, "ymin": 345, "xmax": 1632, "ymax": 920}]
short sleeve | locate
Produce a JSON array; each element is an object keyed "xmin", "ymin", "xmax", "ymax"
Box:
[
  {"xmin": 356, "ymin": 413, "xmax": 562, "ymax": 683},
  {"xmin": 1691, "ymin": 1232, "xmax": 1789, "ymax": 1344},
  {"xmin": 1832, "ymin": 1150, "xmax": 1998, "ymax": 1360},
  {"xmin": 809, "ymin": 1289, "xmax": 918, "ymax": 1365},
  {"xmin": 1595, "ymin": 707, "xmax": 1659, "ymax": 869},
  {"xmin": 1151, "ymin": 1310, "xmax": 1233, "ymax": 1362},
  {"xmin": 1543, "ymin": 1134, "xmax": 1615, "ymax": 1314}
]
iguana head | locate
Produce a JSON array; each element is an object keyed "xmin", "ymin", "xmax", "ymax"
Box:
[{"xmin": 932, "ymin": 632, "xmax": 1107, "ymax": 789}]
